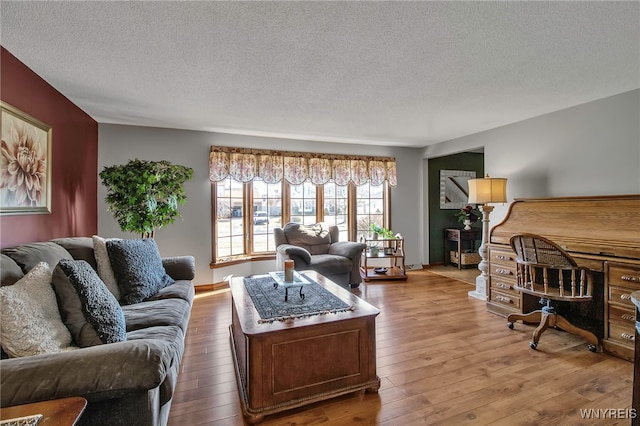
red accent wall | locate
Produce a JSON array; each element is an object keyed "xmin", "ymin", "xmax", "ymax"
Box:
[{"xmin": 0, "ymin": 47, "xmax": 98, "ymax": 247}]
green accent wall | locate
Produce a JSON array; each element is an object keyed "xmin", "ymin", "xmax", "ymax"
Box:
[{"xmin": 428, "ymin": 152, "xmax": 484, "ymax": 264}]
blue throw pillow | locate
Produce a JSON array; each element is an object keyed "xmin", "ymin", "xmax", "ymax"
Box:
[
  {"xmin": 52, "ymin": 259, "xmax": 126, "ymax": 347},
  {"xmin": 106, "ymin": 238, "xmax": 175, "ymax": 305}
]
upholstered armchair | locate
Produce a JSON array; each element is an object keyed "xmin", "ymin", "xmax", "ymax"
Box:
[{"xmin": 274, "ymin": 223, "xmax": 367, "ymax": 288}]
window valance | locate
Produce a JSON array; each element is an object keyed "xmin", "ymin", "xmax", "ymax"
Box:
[{"xmin": 208, "ymin": 146, "xmax": 397, "ymax": 187}]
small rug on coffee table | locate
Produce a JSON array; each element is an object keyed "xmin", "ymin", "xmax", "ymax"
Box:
[{"xmin": 243, "ymin": 274, "xmax": 352, "ymax": 323}]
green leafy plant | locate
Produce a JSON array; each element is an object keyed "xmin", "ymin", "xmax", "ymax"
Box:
[
  {"xmin": 100, "ymin": 159, "xmax": 194, "ymax": 238},
  {"xmin": 369, "ymin": 223, "xmax": 384, "ymax": 235},
  {"xmin": 380, "ymin": 228, "xmax": 395, "ymax": 239},
  {"xmin": 369, "ymin": 223, "xmax": 395, "ymax": 239}
]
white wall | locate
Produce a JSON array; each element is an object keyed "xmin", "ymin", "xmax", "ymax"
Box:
[
  {"xmin": 422, "ymin": 89, "xmax": 640, "ymax": 263},
  {"xmin": 97, "ymin": 127, "xmax": 423, "ymax": 285}
]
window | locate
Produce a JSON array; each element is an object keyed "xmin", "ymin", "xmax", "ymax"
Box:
[
  {"xmin": 214, "ymin": 177, "xmax": 245, "ymax": 260},
  {"xmin": 212, "ymin": 179, "xmax": 389, "ymax": 265},
  {"xmin": 209, "ymin": 147, "xmax": 396, "ymax": 266}
]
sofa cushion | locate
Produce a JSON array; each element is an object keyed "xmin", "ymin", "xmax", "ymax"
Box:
[
  {"xmin": 1, "ymin": 254, "xmax": 24, "ymax": 287},
  {"xmin": 107, "ymin": 238, "xmax": 175, "ymax": 305},
  {"xmin": 1, "ymin": 242, "xmax": 73, "ymax": 274},
  {"xmin": 0, "ymin": 262, "xmax": 75, "ymax": 357},
  {"xmin": 147, "ymin": 280, "xmax": 195, "ymax": 304},
  {"xmin": 92, "ymin": 235, "xmax": 121, "ymax": 300},
  {"xmin": 283, "ymin": 223, "xmax": 332, "ymax": 255},
  {"xmin": 122, "ymin": 297, "xmax": 191, "ymax": 333},
  {"xmin": 52, "ymin": 260, "xmax": 126, "ymax": 347},
  {"xmin": 126, "ymin": 325, "xmax": 185, "ymax": 406},
  {"xmin": 52, "ymin": 237, "xmax": 98, "ymax": 270}
]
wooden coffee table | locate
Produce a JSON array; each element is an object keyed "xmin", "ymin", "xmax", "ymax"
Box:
[
  {"xmin": 0, "ymin": 397, "xmax": 86, "ymax": 425},
  {"xmin": 229, "ymin": 271, "xmax": 380, "ymax": 424}
]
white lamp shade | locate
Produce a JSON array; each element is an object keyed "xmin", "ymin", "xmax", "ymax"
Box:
[{"xmin": 468, "ymin": 177, "xmax": 507, "ymax": 204}]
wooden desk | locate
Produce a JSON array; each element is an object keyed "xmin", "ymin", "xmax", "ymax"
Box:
[
  {"xmin": 444, "ymin": 228, "xmax": 481, "ymax": 269},
  {"xmin": 487, "ymin": 195, "xmax": 640, "ymax": 361},
  {"xmin": 229, "ymin": 271, "xmax": 380, "ymax": 424},
  {"xmin": 0, "ymin": 397, "xmax": 86, "ymax": 426},
  {"xmin": 632, "ymin": 291, "xmax": 640, "ymax": 426}
]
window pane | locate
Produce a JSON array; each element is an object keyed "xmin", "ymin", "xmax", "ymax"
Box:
[
  {"xmin": 290, "ymin": 182, "xmax": 316, "ymax": 225},
  {"xmin": 252, "ymin": 179, "xmax": 282, "ymax": 253},
  {"xmin": 323, "ymin": 182, "xmax": 349, "ymax": 241},
  {"xmin": 231, "ymin": 235, "xmax": 244, "ymax": 255},
  {"xmin": 356, "ymin": 182, "xmax": 386, "ymax": 240}
]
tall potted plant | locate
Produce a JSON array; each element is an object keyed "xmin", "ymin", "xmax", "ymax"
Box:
[{"xmin": 100, "ymin": 159, "xmax": 194, "ymax": 238}]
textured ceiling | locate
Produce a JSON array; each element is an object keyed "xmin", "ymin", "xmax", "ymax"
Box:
[{"xmin": 1, "ymin": 1, "xmax": 638, "ymax": 148}]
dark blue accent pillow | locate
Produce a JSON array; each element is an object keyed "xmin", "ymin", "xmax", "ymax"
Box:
[
  {"xmin": 52, "ymin": 260, "xmax": 126, "ymax": 347},
  {"xmin": 106, "ymin": 238, "xmax": 175, "ymax": 305}
]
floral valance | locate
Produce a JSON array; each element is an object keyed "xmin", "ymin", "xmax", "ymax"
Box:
[{"xmin": 209, "ymin": 146, "xmax": 397, "ymax": 187}]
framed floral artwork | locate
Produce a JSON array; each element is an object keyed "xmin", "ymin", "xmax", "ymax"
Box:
[{"xmin": 0, "ymin": 102, "xmax": 52, "ymax": 215}]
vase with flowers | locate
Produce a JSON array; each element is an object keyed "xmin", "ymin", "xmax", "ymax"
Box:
[{"xmin": 455, "ymin": 205, "xmax": 479, "ymax": 230}]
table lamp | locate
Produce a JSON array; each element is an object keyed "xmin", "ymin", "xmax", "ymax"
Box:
[{"xmin": 467, "ymin": 175, "xmax": 508, "ymax": 300}]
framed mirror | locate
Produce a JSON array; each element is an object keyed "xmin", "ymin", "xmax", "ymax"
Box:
[{"xmin": 440, "ymin": 170, "xmax": 476, "ymax": 209}]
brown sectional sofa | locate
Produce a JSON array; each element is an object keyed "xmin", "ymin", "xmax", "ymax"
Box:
[{"xmin": 0, "ymin": 237, "xmax": 195, "ymax": 426}]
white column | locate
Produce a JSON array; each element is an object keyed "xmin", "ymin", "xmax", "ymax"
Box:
[{"xmin": 468, "ymin": 204, "xmax": 494, "ymax": 300}]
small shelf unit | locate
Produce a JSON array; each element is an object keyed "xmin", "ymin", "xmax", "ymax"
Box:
[{"xmin": 360, "ymin": 236, "xmax": 407, "ymax": 281}]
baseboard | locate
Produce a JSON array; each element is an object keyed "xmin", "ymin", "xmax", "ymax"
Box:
[{"xmin": 194, "ymin": 282, "xmax": 229, "ymax": 293}]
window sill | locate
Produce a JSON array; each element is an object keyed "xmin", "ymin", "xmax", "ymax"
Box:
[{"xmin": 210, "ymin": 254, "xmax": 276, "ymax": 269}]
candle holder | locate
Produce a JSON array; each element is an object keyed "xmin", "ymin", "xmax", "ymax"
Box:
[{"xmin": 284, "ymin": 259, "xmax": 294, "ymax": 283}]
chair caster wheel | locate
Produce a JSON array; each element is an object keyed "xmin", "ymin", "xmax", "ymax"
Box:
[
  {"xmin": 507, "ymin": 322, "xmax": 514, "ymax": 329},
  {"xmin": 529, "ymin": 342, "xmax": 537, "ymax": 350},
  {"xmin": 588, "ymin": 344, "xmax": 597, "ymax": 353}
]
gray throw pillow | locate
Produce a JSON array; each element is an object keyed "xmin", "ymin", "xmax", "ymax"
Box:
[
  {"xmin": 106, "ymin": 238, "xmax": 175, "ymax": 305},
  {"xmin": 52, "ymin": 259, "xmax": 126, "ymax": 347}
]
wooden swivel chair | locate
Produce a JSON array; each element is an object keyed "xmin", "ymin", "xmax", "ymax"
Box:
[{"xmin": 506, "ymin": 233, "xmax": 599, "ymax": 352}]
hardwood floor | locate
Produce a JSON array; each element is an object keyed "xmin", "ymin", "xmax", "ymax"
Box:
[{"xmin": 168, "ymin": 270, "xmax": 634, "ymax": 425}]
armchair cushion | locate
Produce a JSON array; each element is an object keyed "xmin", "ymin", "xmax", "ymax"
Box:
[
  {"xmin": 282, "ymin": 223, "xmax": 331, "ymax": 255},
  {"xmin": 307, "ymin": 254, "xmax": 353, "ymax": 277}
]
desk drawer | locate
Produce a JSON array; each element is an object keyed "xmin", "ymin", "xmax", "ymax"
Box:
[
  {"xmin": 608, "ymin": 304, "xmax": 636, "ymax": 326},
  {"xmin": 489, "ymin": 246, "xmax": 517, "ymax": 266},
  {"xmin": 608, "ymin": 264, "xmax": 640, "ymax": 288},
  {"xmin": 490, "ymin": 263, "xmax": 517, "ymax": 279},
  {"xmin": 490, "ymin": 277, "xmax": 517, "ymax": 293},
  {"xmin": 609, "ymin": 285, "xmax": 638, "ymax": 309},
  {"xmin": 490, "ymin": 289, "xmax": 521, "ymax": 310},
  {"xmin": 608, "ymin": 321, "xmax": 636, "ymax": 346}
]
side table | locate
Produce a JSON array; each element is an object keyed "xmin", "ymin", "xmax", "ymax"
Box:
[
  {"xmin": 444, "ymin": 228, "xmax": 482, "ymax": 270},
  {"xmin": 0, "ymin": 397, "xmax": 87, "ymax": 426}
]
